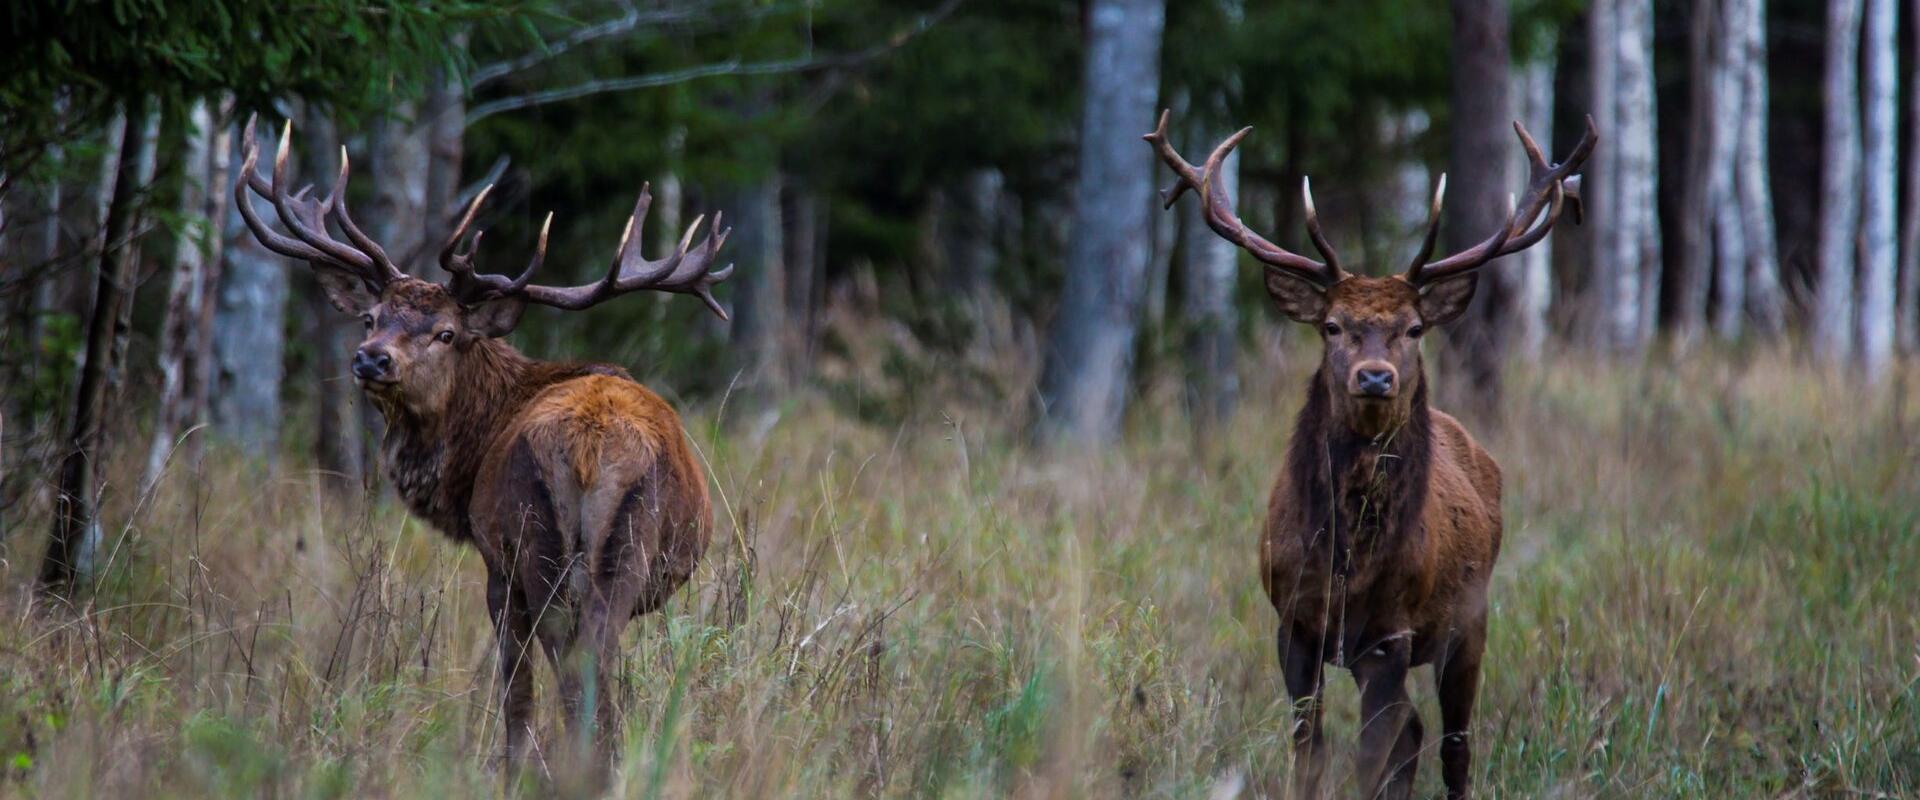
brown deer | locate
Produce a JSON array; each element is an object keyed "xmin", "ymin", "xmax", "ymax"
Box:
[
  {"xmin": 230, "ymin": 116, "xmax": 731, "ymax": 776},
  {"xmin": 1147, "ymin": 111, "xmax": 1595, "ymax": 799}
]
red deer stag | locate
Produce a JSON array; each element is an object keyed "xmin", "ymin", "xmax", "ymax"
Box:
[
  {"xmin": 1147, "ymin": 110, "xmax": 1595, "ymax": 799},
  {"xmin": 231, "ymin": 116, "xmax": 730, "ymax": 775}
]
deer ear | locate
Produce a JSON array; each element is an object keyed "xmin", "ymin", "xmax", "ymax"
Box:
[
  {"xmin": 1264, "ymin": 270, "xmax": 1329, "ymax": 323},
  {"xmin": 461, "ymin": 296, "xmax": 528, "ymax": 339},
  {"xmin": 313, "ymin": 266, "xmax": 377, "ymax": 315},
  {"xmin": 1416, "ymin": 273, "xmax": 1479, "ymax": 326}
]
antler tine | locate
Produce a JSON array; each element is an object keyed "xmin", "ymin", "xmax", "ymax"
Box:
[
  {"xmin": 233, "ymin": 116, "xmax": 331, "ymax": 264},
  {"xmin": 1404, "ymin": 173, "xmax": 1447, "ymax": 279},
  {"xmin": 1410, "ymin": 115, "xmax": 1599, "ymax": 285},
  {"xmin": 475, "ymin": 183, "xmax": 732, "ymax": 319},
  {"xmin": 1147, "ymin": 110, "xmax": 1340, "ymax": 289},
  {"xmin": 440, "ymin": 183, "xmax": 494, "ymax": 277},
  {"xmin": 331, "ymin": 146, "xmax": 406, "ymax": 284},
  {"xmin": 1299, "ymin": 177, "xmax": 1343, "ymax": 274},
  {"xmin": 231, "ymin": 113, "xmax": 400, "ymax": 292},
  {"xmin": 263, "ymin": 120, "xmax": 379, "ymax": 276}
]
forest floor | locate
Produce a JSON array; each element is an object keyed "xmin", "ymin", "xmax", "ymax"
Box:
[{"xmin": 2, "ymin": 342, "xmax": 1917, "ymax": 798}]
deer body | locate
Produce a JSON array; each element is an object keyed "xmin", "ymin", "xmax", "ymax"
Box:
[
  {"xmin": 1147, "ymin": 110, "xmax": 1594, "ymax": 798},
  {"xmin": 230, "ymin": 116, "xmax": 732, "ymax": 781}
]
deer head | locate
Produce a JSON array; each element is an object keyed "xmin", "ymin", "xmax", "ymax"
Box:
[
  {"xmin": 1145, "ymin": 111, "xmax": 1596, "ymax": 434},
  {"xmin": 232, "ymin": 115, "xmax": 733, "ymax": 416}
]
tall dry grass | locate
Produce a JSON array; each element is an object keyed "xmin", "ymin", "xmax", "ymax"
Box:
[{"xmin": 1, "ymin": 339, "xmax": 1916, "ymax": 798}]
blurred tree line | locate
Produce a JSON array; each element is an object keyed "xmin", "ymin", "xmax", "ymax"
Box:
[{"xmin": 2, "ymin": 0, "xmax": 1918, "ymax": 585}]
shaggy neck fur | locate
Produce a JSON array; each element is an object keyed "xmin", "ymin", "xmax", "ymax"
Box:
[
  {"xmin": 1283, "ymin": 362, "xmax": 1434, "ymax": 576},
  {"xmin": 368, "ymin": 338, "xmax": 626, "ymax": 540}
]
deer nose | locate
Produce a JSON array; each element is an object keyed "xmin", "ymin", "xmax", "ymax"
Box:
[
  {"xmin": 352, "ymin": 347, "xmax": 393, "ymax": 381},
  {"xmin": 1356, "ymin": 368, "xmax": 1395, "ymax": 397}
]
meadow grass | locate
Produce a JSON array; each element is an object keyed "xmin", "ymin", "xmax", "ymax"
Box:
[{"xmin": 2, "ymin": 343, "xmax": 1916, "ymax": 798}]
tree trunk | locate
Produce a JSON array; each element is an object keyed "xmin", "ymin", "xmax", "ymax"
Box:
[
  {"xmin": 1737, "ymin": 0, "xmax": 1786, "ymax": 337},
  {"xmin": 944, "ymin": 168, "xmax": 1007, "ymax": 349},
  {"xmin": 781, "ymin": 179, "xmax": 822, "ymax": 370},
  {"xmin": 292, "ymin": 112, "xmax": 362, "ymax": 491},
  {"xmin": 726, "ymin": 172, "xmax": 788, "ymax": 388},
  {"xmin": 1444, "ymin": 0, "xmax": 1514, "ymax": 410},
  {"xmin": 146, "ymin": 96, "xmax": 233, "ymax": 489},
  {"xmin": 40, "ymin": 104, "xmax": 151, "ymax": 596},
  {"xmin": 1709, "ymin": 0, "xmax": 1747, "ymax": 341},
  {"xmin": 1901, "ymin": 0, "xmax": 1920, "ymax": 353},
  {"xmin": 1587, "ymin": 0, "xmax": 1624, "ymax": 348},
  {"xmin": 1179, "ymin": 114, "xmax": 1240, "ymax": 429},
  {"xmin": 1617, "ymin": 0, "xmax": 1662, "ymax": 348},
  {"xmin": 1038, "ymin": 0, "xmax": 1166, "ymax": 445},
  {"xmin": 1857, "ymin": 0, "xmax": 1897, "ymax": 374},
  {"xmin": 1816, "ymin": 0, "xmax": 1864, "ymax": 362},
  {"xmin": 212, "ymin": 121, "xmax": 289, "ymax": 456},
  {"xmin": 1674, "ymin": 0, "xmax": 1721, "ymax": 344},
  {"xmin": 421, "ymin": 62, "xmax": 466, "ymax": 270},
  {"xmin": 1513, "ymin": 35, "xmax": 1556, "ymax": 359}
]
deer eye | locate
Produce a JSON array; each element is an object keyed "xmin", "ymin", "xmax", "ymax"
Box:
[
  {"xmin": 1406, "ymin": 324, "xmax": 1424, "ymax": 339},
  {"xmin": 1322, "ymin": 321, "xmax": 1341, "ymax": 337},
  {"xmin": 435, "ymin": 330, "xmax": 454, "ymax": 344}
]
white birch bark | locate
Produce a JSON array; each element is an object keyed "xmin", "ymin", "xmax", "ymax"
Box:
[
  {"xmin": 1613, "ymin": 0, "xmax": 1661, "ymax": 349},
  {"xmin": 1815, "ymin": 0, "xmax": 1863, "ymax": 362},
  {"xmin": 1038, "ymin": 0, "xmax": 1166, "ymax": 445},
  {"xmin": 1514, "ymin": 40, "xmax": 1556, "ymax": 358},
  {"xmin": 1588, "ymin": 0, "xmax": 1622, "ymax": 348},
  {"xmin": 1737, "ymin": 0, "xmax": 1785, "ymax": 336},
  {"xmin": 1857, "ymin": 0, "xmax": 1897, "ymax": 374}
]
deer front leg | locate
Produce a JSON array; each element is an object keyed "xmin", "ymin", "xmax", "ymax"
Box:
[
  {"xmin": 1350, "ymin": 634, "xmax": 1414, "ymax": 799},
  {"xmin": 487, "ymin": 572, "xmax": 538, "ymax": 780},
  {"xmin": 1281, "ymin": 626, "xmax": 1329, "ymax": 800},
  {"xmin": 1437, "ymin": 618, "xmax": 1486, "ymax": 799}
]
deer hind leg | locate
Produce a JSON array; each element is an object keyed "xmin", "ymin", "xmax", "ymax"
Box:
[
  {"xmin": 1436, "ymin": 619, "xmax": 1486, "ymax": 800},
  {"xmin": 487, "ymin": 572, "xmax": 539, "ymax": 781},
  {"xmin": 1281, "ymin": 625, "xmax": 1329, "ymax": 800},
  {"xmin": 1350, "ymin": 635, "xmax": 1414, "ymax": 799}
]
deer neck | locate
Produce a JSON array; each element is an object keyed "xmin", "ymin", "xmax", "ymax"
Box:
[
  {"xmin": 1284, "ymin": 365, "xmax": 1435, "ymax": 572},
  {"xmin": 372, "ymin": 339, "xmax": 536, "ymax": 538}
]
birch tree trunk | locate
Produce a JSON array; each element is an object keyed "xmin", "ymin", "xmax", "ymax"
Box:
[
  {"xmin": 1737, "ymin": 0, "xmax": 1786, "ymax": 336},
  {"xmin": 1587, "ymin": 0, "xmax": 1626, "ymax": 348},
  {"xmin": 1857, "ymin": 0, "xmax": 1897, "ymax": 374},
  {"xmin": 41, "ymin": 104, "xmax": 151, "ymax": 596},
  {"xmin": 421, "ymin": 60, "xmax": 466, "ymax": 270},
  {"xmin": 943, "ymin": 168, "xmax": 1005, "ymax": 349},
  {"xmin": 1815, "ymin": 0, "xmax": 1863, "ymax": 362},
  {"xmin": 1617, "ymin": 0, "xmax": 1662, "ymax": 348},
  {"xmin": 145, "ymin": 96, "xmax": 233, "ymax": 488},
  {"xmin": 1710, "ymin": 0, "xmax": 1748, "ymax": 340},
  {"xmin": 1038, "ymin": 0, "xmax": 1166, "ymax": 445},
  {"xmin": 212, "ymin": 121, "xmax": 289, "ymax": 455},
  {"xmin": 1513, "ymin": 37, "xmax": 1556, "ymax": 358}
]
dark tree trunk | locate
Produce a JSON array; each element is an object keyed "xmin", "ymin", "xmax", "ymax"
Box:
[
  {"xmin": 1443, "ymin": 0, "xmax": 1514, "ymax": 413},
  {"xmin": 781, "ymin": 180, "xmax": 824, "ymax": 369},
  {"xmin": 1038, "ymin": 0, "xmax": 1166, "ymax": 445},
  {"xmin": 40, "ymin": 103, "xmax": 151, "ymax": 597},
  {"xmin": 726, "ymin": 172, "xmax": 788, "ymax": 389}
]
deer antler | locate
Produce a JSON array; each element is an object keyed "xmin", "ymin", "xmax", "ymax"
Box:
[
  {"xmin": 1143, "ymin": 110, "xmax": 1345, "ymax": 289},
  {"xmin": 233, "ymin": 114, "xmax": 405, "ymax": 291},
  {"xmin": 439, "ymin": 182, "xmax": 734, "ymax": 320},
  {"xmin": 1406, "ymin": 115, "xmax": 1599, "ymax": 286}
]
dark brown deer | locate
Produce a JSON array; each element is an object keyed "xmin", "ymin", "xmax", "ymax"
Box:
[
  {"xmin": 1148, "ymin": 111, "xmax": 1595, "ymax": 799},
  {"xmin": 231, "ymin": 116, "xmax": 731, "ymax": 776}
]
